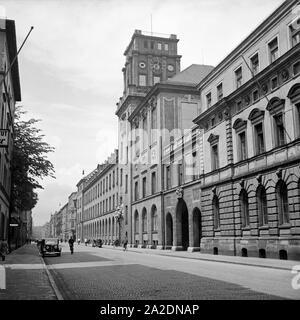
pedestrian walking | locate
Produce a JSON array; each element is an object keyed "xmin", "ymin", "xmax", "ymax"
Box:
[
  {"xmin": 123, "ymin": 239, "xmax": 128, "ymax": 251},
  {"xmin": 84, "ymin": 238, "xmax": 88, "ymax": 246},
  {"xmin": 69, "ymin": 238, "xmax": 75, "ymax": 254}
]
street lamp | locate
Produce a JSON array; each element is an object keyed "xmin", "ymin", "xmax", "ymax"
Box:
[{"xmin": 114, "ymin": 203, "xmax": 124, "ymax": 245}]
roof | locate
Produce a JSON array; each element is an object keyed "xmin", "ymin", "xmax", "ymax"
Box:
[{"xmin": 166, "ymin": 64, "xmax": 214, "ymax": 86}]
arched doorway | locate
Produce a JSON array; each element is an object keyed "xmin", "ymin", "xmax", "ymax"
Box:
[
  {"xmin": 192, "ymin": 208, "xmax": 202, "ymax": 248},
  {"xmin": 166, "ymin": 213, "xmax": 173, "ymax": 248},
  {"xmin": 176, "ymin": 199, "xmax": 189, "ymax": 250}
]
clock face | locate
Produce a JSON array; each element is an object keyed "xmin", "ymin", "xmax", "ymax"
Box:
[
  {"xmin": 167, "ymin": 64, "xmax": 174, "ymax": 72},
  {"xmin": 152, "ymin": 63, "xmax": 160, "ymax": 71},
  {"xmin": 151, "ymin": 57, "xmax": 161, "ymax": 72},
  {"xmin": 139, "ymin": 62, "xmax": 146, "ymax": 69}
]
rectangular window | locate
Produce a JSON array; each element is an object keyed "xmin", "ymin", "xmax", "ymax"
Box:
[
  {"xmin": 120, "ymin": 169, "xmax": 123, "ymax": 187},
  {"xmin": 151, "ymin": 107, "xmax": 157, "ymax": 143},
  {"xmin": 253, "ymin": 89, "xmax": 259, "ymax": 102},
  {"xmin": 237, "ymin": 100, "xmax": 243, "ymax": 112},
  {"xmin": 150, "ymin": 41, "xmax": 154, "ymax": 49},
  {"xmin": 166, "ymin": 166, "xmax": 171, "ymax": 190},
  {"xmin": 255, "ymin": 123, "xmax": 265, "ymax": 155},
  {"xmin": 274, "ymin": 113, "xmax": 286, "ymax": 147},
  {"xmin": 238, "ymin": 131, "xmax": 247, "ymax": 161},
  {"xmin": 217, "ymin": 83, "xmax": 223, "ymax": 101},
  {"xmin": 211, "ymin": 117, "xmax": 215, "ymax": 127},
  {"xmin": 134, "ymin": 181, "xmax": 139, "ymax": 201},
  {"xmin": 139, "ymin": 75, "xmax": 146, "ymax": 86},
  {"xmin": 151, "ymin": 172, "xmax": 156, "ymax": 194},
  {"xmin": 142, "ymin": 116, "xmax": 148, "ymax": 150},
  {"xmin": 235, "ymin": 67, "xmax": 243, "ymax": 88},
  {"xmin": 157, "ymin": 43, "xmax": 162, "ymax": 50},
  {"xmin": 211, "ymin": 145, "xmax": 219, "ymax": 171},
  {"xmin": 153, "ymin": 76, "xmax": 160, "ymax": 85},
  {"xmin": 178, "ymin": 164, "xmax": 183, "ymax": 186},
  {"xmin": 268, "ymin": 37, "xmax": 279, "ymax": 63},
  {"xmin": 271, "ymin": 76, "xmax": 278, "ymax": 90},
  {"xmin": 293, "ymin": 61, "xmax": 300, "ymax": 76},
  {"xmin": 125, "ymin": 175, "xmax": 128, "ymax": 194},
  {"xmin": 251, "ymin": 53, "xmax": 259, "ymax": 75},
  {"xmin": 142, "ymin": 177, "xmax": 147, "ymax": 198},
  {"xmin": 290, "ymin": 23, "xmax": 300, "ymax": 47},
  {"xmin": 206, "ymin": 92, "xmax": 212, "ymax": 108},
  {"xmin": 164, "ymin": 43, "xmax": 169, "ymax": 51},
  {"xmin": 144, "ymin": 40, "xmax": 148, "ymax": 48}
]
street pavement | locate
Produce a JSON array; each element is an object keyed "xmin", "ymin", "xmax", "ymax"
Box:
[
  {"xmin": 44, "ymin": 243, "xmax": 299, "ymax": 300},
  {"xmin": 0, "ymin": 244, "xmax": 56, "ymax": 300},
  {"xmin": 1, "ymin": 243, "xmax": 299, "ymax": 300}
]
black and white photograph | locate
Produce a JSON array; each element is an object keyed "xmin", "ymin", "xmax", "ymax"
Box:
[{"xmin": 0, "ymin": 0, "xmax": 300, "ymax": 314}]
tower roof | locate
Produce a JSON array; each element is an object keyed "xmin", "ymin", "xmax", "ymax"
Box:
[{"xmin": 166, "ymin": 64, "xmax": 214, "ymax": 86}]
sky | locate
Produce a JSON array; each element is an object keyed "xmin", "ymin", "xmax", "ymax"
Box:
[{"xmin": 1, "ymin": 0, "xmax": 284, "ymax": 226}]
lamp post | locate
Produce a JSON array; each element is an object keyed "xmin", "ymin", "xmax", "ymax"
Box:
[{"xmin": 114, "ymin": 203, "xmax": 124, "ymax": 245}]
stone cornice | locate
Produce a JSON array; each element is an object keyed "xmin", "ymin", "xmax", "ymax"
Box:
[
  {"xmin": 128, "ymin": 82, "xmax": 199, "ymax": 123},
  {"xmin": 193, "ymin": 42, "xmax": 300, "ymax": 128}
]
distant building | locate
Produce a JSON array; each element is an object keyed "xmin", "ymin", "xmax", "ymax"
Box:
[{"xmin": 81, "ymin": 150, "xmax": 119, "ymax": 244}]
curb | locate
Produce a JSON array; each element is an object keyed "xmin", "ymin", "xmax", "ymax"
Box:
[
  {"xmin": 37, "ymin": 248, "xmax": 64, "ymax": 300},
  {"xmin": 100, "ymin": 246, "xmax": 293, "ymax": 271}
]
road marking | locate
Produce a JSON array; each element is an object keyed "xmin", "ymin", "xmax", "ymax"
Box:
[
  {"xmin": 47, "ymin": 261, "xmax": 137, "ymax": 270},
  {"xmin": 4, "ymin": 264, "xmax": 45, "ymax": 270}
]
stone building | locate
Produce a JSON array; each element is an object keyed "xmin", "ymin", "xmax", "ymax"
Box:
[
  {"xmin": 192, "ymin": 0, "xmax": 300, "ymax": 260},
  {"xmin": 0, "ymin": 19, "xmax": 21, "ymax": 243},
  {"xmin": 75, "ymin": 177, "xmax": 85, "ymax": 241},
  {"xmin": 82, "ymin": 150, "xmax": 119, "ymax": 244},
  {"xmin": 65, "ymin": 192, "xmax": 77, "ymax": 240},
  {"xmin": 115, "ymin": 30, "xmax": 213, "ymax": 249}
]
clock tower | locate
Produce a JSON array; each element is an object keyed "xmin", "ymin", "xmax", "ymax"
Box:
[
  {"xmin": 115, "ymin": 31, "xmax": 181, "ymax": 245},
  {"xmin": 120, "ymin": 29, "xmax": 181, "ymax": 100}
]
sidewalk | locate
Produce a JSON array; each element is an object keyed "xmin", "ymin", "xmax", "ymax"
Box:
[
  {"xmin": 101, "ymin": 245, "xmax": 299, "ymax": 271},
  {"xmin": 0, "ymin": 244, "xmax": 57, "ymax": 300}
]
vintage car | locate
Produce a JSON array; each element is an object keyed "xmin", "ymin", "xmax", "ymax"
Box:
[{"xmin": 40, "ymin": 238, "xmax": 62, "ymax": 257}]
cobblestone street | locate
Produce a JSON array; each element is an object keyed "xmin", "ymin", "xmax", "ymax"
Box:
[{"xmin": 1, "ymin": 244, "xmax": 299, "ymax": 300}]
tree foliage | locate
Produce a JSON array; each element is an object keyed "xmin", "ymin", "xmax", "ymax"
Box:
[{"xmin": 11, "ymin": 106, "xmax": 55, "ymax": 211}]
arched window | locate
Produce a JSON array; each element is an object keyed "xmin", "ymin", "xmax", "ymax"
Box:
[
  {"xmin": 212, "ymin": 195, "xmax": 220, "ymax": 230},
  {"xmin": 151, "ymin": 206, "xmax": 158, "ymax": 232},
  {"xmin": 134, "ymin": 211, "xmax": 139, "ymax": 234},
  {"xmin": 142, "ymin": 209, "xmax": 147, "ymax": 233},
  {"xmin": 276, "ymin": 180, "xmax": 290, "ymax": 225},
  {"xmin": 257, "ymin": 185, "xmax": 268, "ymax": 226},
  {"xmin": 240, "ymin": 190, "xmax": 249, "ymax": 228}
]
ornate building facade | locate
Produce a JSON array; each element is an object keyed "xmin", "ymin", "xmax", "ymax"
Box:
[{"xmin": 193, "ymin": 0, "xmax": 300, "ymax": 260}]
